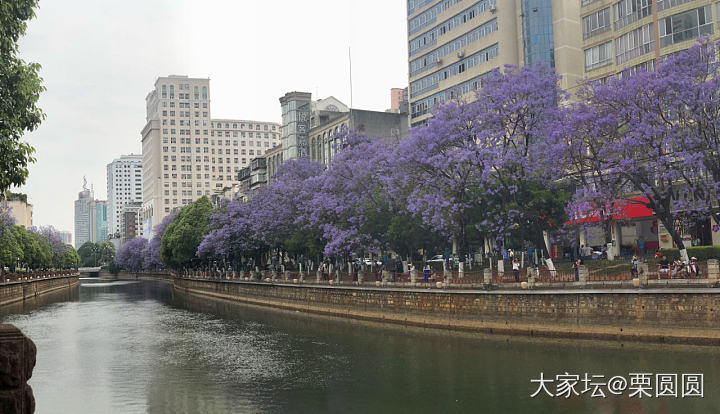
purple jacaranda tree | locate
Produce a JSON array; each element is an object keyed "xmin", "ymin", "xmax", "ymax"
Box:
[
  {"xmin": 395, "ymin": 64, "xmax": 568, "ymax": 269},
  {"xmin": 557, "ymin": 94, "xmax": 632, "ymax": 254},
  {"xmin": 468, "ymin": 64, "xmax": 568, "ymax": 265},
  {"xmin": 301, "ymin": 131, "xmax": 396, "ymax": 258},
  {"xmin": 116, "ymin": 237, "xmax": 148, "ymax": 271},
  {"xmin": 30, "ymin": 225, "xmax": 67, "ymax": 257},
  {"xmin": 653, "ymin": 41, "xmax": 720, "ymax": 230},
  {"xmin": 249, "ymin": 158, "xmax": 325, "ymax": 263},
  {"xmin": 393, "ymin": 99, "xmax": 486, "ymax": 266},
  {"xmin": 561, "ymin": 42, "xmax": 720, "ymax": 262},
  {"xmin": 197, "ymin": 199, "xmax": 263, "ymax": 269},
  {"xmin": 144, "ymin": 210, "xmax": 176, "ymax": 270}
]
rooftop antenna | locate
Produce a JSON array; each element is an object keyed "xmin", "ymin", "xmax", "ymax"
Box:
[
  {"xmin": 82, "ymin": 175, "xmax": 87, "ymax": 191},
  {"xmin": 349, "ymin": 46, "xmax": 353, "ymax": 109}
]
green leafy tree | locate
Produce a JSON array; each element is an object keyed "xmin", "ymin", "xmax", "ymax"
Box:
[
  {"xmin": 13, "ymin": 226, "xmax": 51, "ymax": 269},
  {"xmin": 60, "ymin": 245, "xmax": 80, "ymax": 269},
  {"xmin": 0, "ymin": 226, "xmax": 23, "ymax": 272},
  {"xmin": 161, "ymin": 197, "xmax": 213, "ymax": 269},
  {"xmin": 77, "ymin": 241, "xmax": 99, "ymax": 267},
  {"xmin": 98, "ymin": 241, "xmax": 115, "ymax": 266},
  {"xmin": 0, "ymin": 0, "xmax": 45, "ymax": 196}
]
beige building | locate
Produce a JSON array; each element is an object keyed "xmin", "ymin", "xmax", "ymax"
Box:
[
  {"xmin": 6, "ymin": 194, "xmax": 32, "ymax": 228},
  {"xmin": 141, "ymin": 75, "xmax": 280, "ymax": 236},
  {"xmin": 407, "ymin": 0, "xmax": 583, "ymax": 126},
  {"xmin": 581, "ymin": 0, "xmax": 719, "ymax": 81}
]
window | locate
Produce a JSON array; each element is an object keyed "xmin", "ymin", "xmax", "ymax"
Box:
[
  {"xmin": 583, "ymin": 8, "xmax": 610, "ymax": 39},
  {"xmin": 612, "ymin": 0, "xmax": 651, "ymax": 30},
  {"xmin": 657, "ymin": 0, "xmax": 694, "ymax": 12},
  {"xmin": 616, "ymin": 23, "xmax": 654, "ymax": 65},
  {"xmin": 585, "ymin": 41, "xmax": 613, "ymax": 70},
  {"xmin": 202, "ymin": 86, "xmax": 207, "ymax": 99},
  {"xmin": 169, "ymin": 85, "xmax": 175, "ymax": 99},
  {"xmin": 659, "ymin": 6, "xmax": 713, "ymax": 48}
]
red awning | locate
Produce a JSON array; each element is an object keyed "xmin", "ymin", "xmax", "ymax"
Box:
[{"xmin": 565, "ymin": 197, "xmax": 654, "ymax": 225}]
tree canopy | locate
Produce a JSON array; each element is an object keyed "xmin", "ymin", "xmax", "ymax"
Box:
[{"xmin": 0, "ymin": 0, "xmax": 44, "ymax": 196}]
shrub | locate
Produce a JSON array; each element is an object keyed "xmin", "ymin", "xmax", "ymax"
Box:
[{"xmin": 660, "ymin": 246, "xmax": 720, "ymax": 261}]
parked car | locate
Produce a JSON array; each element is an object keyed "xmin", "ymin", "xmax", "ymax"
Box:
[
  {"xmin": 352, "ymin": 258, "xmax": 382, "ymax": 266},
  {"xmin": 426, "ymin": 255, "xmax": 459, "ymax": 263},
  {"xmin": 426, "ymin": 255, "xmax": 445, "ymax": 263}
]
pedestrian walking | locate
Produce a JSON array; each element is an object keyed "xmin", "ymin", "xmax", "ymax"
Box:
[
  {"xmin": 423, "ymin": 265, "xmax": 430, "ymax": 283},
  {"xmin": 512, "ymin": 258, "xmax": 520, "ymax": 282}
]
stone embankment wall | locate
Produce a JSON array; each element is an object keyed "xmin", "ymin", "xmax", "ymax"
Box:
[
  {"xmin": 0, "ymin": 275, "xmax": 79, "ymax": 307},
  {"xmin": 174, "ymin": 277, "xmax": 720, "ymax": 345}
]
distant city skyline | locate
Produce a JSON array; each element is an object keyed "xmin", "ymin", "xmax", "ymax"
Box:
[{"xmin": 15, "ymin": 0, "xmax": 407, "ymax": 239}]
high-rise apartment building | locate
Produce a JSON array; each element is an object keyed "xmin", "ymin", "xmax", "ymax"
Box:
[
  {"xmin": 107, "ymin": 154, "xmax": 142, "ymax": 238},
  {"xmin": 74, "ymin": 186, "xmax": 108, "ymax": 248},
  {"xmin": 141, "ymin": 75, "xmax": 280, "ymax": 235},
  {"xmin": 581, "ymin": 0, "xmax": 719, "ymax": 81},
  {"xmin": 407, "ymin": 0, "xmax": 583, "ymax": 126}
]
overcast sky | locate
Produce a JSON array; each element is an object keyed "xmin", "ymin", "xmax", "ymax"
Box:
[{"xmin": 16, "ymin": 0, "xmax": 408, "ymax": 237}]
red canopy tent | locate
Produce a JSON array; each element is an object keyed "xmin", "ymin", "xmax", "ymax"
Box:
[{"xmin": 565, "ymin": 197, "xmax": 654, "ymax": 225}]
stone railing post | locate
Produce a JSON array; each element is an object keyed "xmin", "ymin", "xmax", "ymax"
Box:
[
  {"xmin": 444, "ymin": 269, "xmax": 452, "ymax": 285},
  {"xmin": 410, "ymin": 268, "xmax": 417, "ymax": 284},
  {"xmin": 357, "ymin": 269, "xmax": 364, "ymax": 284},
  {"xmin": 579, "ymin": 265, "xmax": 589, "ymax": 285},
  {"xmin": 0, "ymin": 324, "xmax": 35, "ymax": 414},
  {"xmin": 382, "ymin": 270, "xmax": 391, "ymax": 284},
  {"xmin": 458, "ymin": 262, "xmax": 464, "ymax": 279},
  {"xmin": 526, "ymin": 267, "xmax": 535, "ymax": 287},
  {"xmin": 335, "ymin": 269, "xmax": 341, "ymax": 284},
  {"xmin": 316, "ymin": 271, "xmax": 321, "ymax": 283},
  {"xmin": 483, "ymin": 268, "xmax": 492, "ymax": 285},
  {"xmin": 708, "ymin": 259, "xmax": 719, "ymax": 284},
  {"xmin": 639, "ymin": 263, "xmax": 649, "ymax": 287}
]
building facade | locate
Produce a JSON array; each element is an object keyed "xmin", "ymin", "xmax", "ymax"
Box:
[
  {"xmin": 308, "ymin": 108, "xmax": 409, "ymax": 166},
  {"xmin": 581, "ymin": 0, "xmax": 720, "ymax": 81},
  {"xmin": 390, "ymin": 87, "xmax": 409, "ymax": 113},
  {"xmin": 74, "ymin": 188, "xmax": 92, "ymax": 248},
  {"xmin": 120, "ymin": 202, "xmax": 142, "ymax": 244},
  {"xmin": 407, "ymin": 0, "xmax": 583, "ymax": 126},
  {"xmin": 74, "ymin": 186, "xmax": 108, "ymax": 248},
  {"xmin": 279, "ymin": 93, "xmax": 408, "ymax": 166},
  {"xmin": 140, "ymin": 75, "xmax": 280, "ymax": 236},
  {"xmin": 5, "ymin": 193, "xmax": 32, "ymax": 228},
  {"xmin": 59, "ymin": 231, "xmax": 72, "ymax": 246},
  {"xmin": 107, "ymin": 154, "xmax": 142, "ymax": 239}
]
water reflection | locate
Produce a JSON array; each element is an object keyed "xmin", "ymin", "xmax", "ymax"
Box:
[{"xmin": 0, "ymin": 279, "xmax": 718, "ymax": 413}]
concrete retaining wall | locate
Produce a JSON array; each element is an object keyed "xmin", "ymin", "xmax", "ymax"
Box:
[
  {"xmin": 0, "ymin": 275, "xmax": 79, "ymax": 307},
  {"xmin": 174, "ymin": 277, "xmax": 720, "ymax": 345}
]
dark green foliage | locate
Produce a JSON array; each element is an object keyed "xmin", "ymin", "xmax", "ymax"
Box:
[
  {"xmin": 0, "ymin": 0, "xmax": 44, "ymax": 195},
  {"xmin": 77, "ymin": 242, "xmax": 99, "ymax": 267},
  {"xmin": 161, "ymin": 197, "xmax": 213, "ymax": 269}
]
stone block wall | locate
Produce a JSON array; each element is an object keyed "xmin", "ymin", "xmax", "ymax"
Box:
[
  {"xmin": 0, "ymin": 275, "xmax": 79, "ymax": 307},
  {"xmin": 174, "ymin": 278, "xmax": 720, "ymax": 337}
]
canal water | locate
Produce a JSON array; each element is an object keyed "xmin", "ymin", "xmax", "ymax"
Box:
[{"xmin": 1, "ymin": 279, "xmax": 719, "ymax": 413}]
